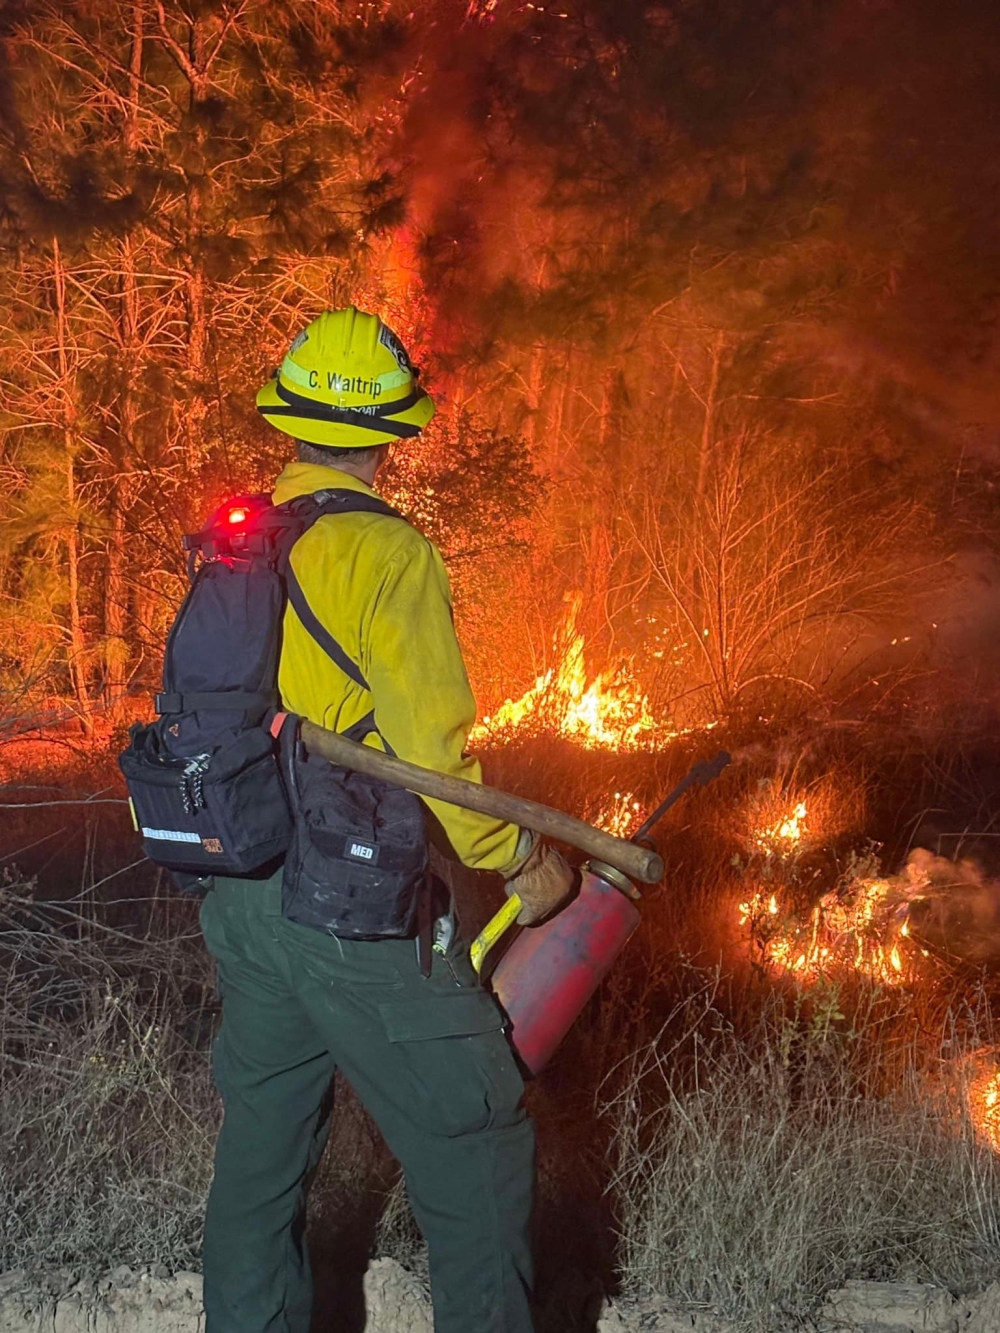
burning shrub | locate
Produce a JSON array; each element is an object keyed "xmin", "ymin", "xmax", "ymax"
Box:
[
  {"xmin": 738, "ymin": 862, "xmax": 913, "ymax": 987},
  {"xmin": 730, "ymin": 773, "xmax": 929, "ymax": 985},
  {"xmin": 736, "ymin": 836, "xmax": 1000, "ymax": 990}
]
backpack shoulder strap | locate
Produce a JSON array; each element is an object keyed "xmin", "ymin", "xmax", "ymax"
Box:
[
  {"xmin": 279, "ymin": 487, "xmax": 404, "ymax": 538},
  {"xmin": 312, "ymin": 487, "xmax": 404, "ymax": 522},
  {"xmin": 276, "ymin": 488, "xmax": 408, "ymax": 697},
  {"xmin": 285, "ymin": 576, "xmax": 370, "ymax": 690}
]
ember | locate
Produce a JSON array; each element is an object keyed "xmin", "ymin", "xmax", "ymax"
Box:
[{"xmin": 596, "ymin": 791, "xmax": 644, "ymax": 839}]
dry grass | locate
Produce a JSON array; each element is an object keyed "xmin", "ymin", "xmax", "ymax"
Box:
[
  {"xmin": 0, "ymin": 877, "xmax": 217, "ymax": 1273},
  {"xmin": 0, "ymin": 872, "xmax": 416, "ymax": 1282},
  {"xmin": 603, "ymin": 973, "xmax": 1000, "ymax": 1329}
]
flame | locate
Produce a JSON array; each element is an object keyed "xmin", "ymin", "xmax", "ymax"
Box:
[
  {"xmin": 962, "ymin": 1055, "xmax": 1000, "ymax": 1153},
  {"xmin": 472, "ymin": 598, "xmax": 660, "ymax": 750},
  {"xmin": 738, "ymin": 877, "xmax": 910, "ymax": 986},
  {"xmin": 737, "ymin": 793, "xmax": 917, "ymax": 984},
  {"xmin": 753, "ymin": 801, "xmax": 809, "ymax": 856}
]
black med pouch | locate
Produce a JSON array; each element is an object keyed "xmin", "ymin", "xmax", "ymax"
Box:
[
  {"xmin": 118, "ymin": 501, "xmax": 294, "ymax": 881},
  {"xmin": 281, "ymin": 719, "xmax": 428, "ymax": 940}
]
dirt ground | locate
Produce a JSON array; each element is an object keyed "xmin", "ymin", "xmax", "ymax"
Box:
[{"xmin": 3, "ymin": 1263, "xmax": 1000, "ymax": 1333}]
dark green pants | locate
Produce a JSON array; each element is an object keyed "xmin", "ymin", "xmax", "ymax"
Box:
[{"xmin": 199, "ymin": 873, "xmax": 535, "ymax": 1333}]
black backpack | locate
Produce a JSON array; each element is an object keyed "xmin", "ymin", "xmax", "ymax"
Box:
[{"xmin": 118, "ymin": 488, "xmax": 429, "ymax": 939}]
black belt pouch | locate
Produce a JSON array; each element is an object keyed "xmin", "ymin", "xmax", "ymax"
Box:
[{"xmin": 281, "ymin": 729, "xmax": 428, "ymax": 940}]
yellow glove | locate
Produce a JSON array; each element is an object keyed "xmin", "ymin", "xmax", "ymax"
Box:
[{"xmin": 505, "ymin": 835, "xmax": 574, "ymax": 925}]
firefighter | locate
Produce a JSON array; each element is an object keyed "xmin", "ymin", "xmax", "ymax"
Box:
[{"xmin": 198, "ymin": 307, "xmax": 574, "ymax": 1333}]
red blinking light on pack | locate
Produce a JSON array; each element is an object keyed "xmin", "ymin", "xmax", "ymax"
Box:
[{"xmin": 181, "ymin": 494, "xmax": 273, "ymax": 571}]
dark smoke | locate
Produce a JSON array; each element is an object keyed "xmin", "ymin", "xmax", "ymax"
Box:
[{"xmin": 903, "ymin": 849, "xmax": 1000, "ymax": 967}]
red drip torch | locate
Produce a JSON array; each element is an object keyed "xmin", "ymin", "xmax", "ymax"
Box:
[
  {"xmin": 295, "ymin": 721, "xmax": 731, "ymax": 1074},
  {"xmin": 482, "ymin": 867, "xmax": 642, "ymax": 1075},
  {"xmin": 472, "ymin": 752, "xmax": 732, "ymax": 1074}
]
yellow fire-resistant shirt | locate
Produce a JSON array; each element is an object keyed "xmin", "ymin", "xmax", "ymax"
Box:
[{"xmin": 272, "ymin": 460, "xmax": 521, "ymax": 875}]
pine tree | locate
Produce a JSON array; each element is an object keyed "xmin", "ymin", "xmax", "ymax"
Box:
[{"xmin": 0, "ymin": 0, "xmax": 421, "ymax": 718}]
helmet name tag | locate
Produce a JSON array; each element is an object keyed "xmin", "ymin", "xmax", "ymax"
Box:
[{"xmin": 326, "ymin": 372, "xmax": 382, "ymax": 396}]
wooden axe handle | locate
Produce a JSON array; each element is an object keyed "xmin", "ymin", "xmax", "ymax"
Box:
[{"xmin": 298, "ymin": 719, "xmax": 664, "ymax": 885}]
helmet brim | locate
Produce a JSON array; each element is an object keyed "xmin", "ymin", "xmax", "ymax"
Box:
[{"xmin": 255, "ymin": 379, "xmax": 436, "ymax": 447}]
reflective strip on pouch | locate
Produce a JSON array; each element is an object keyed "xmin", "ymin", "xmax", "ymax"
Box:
[{"xmin": 141, "ymin": 828, "xmax": 202, "ymax": 843}]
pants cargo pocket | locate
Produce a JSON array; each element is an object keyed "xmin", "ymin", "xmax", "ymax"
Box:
[{"xmin": 378, "ymin": 990, "xmax": 526, "ymax": 1139}]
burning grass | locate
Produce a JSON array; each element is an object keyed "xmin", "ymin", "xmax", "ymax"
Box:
[
  {"xmin": 471, "ymin": 595, "xmax": 677, "ymax": 752},
  {"xmin": 733, "ymin": 778, "xmax": 916, "ymax": 985},
  {"xmin": 590, "ymin": 789, "xmax": 646, "ymax": 839},
  {"xmin": 589, "ymin": 759, "xmax": 1000, "ymax": 1325},
  {"xmin": 737, "ymin": 873, "xmax": 912, "ymax": 986}
]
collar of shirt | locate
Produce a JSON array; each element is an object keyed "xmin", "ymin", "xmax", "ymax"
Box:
[{"xmin": 271, "ymin": 460, "xmax": 378, "ymax": 507}]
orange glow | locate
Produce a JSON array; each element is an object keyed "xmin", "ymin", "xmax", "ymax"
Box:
[
  {"xmin": 962, "ymin": 1054, "xmax": 1000, "ymax": 1153},
  {"xmin": 227, "ymin": 507, "xmax": 248, "ymax": 524}
]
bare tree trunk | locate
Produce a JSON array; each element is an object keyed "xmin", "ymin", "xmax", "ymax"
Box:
[
  {"xmin": 102, "ymin": 239, "xmax": 137, "ymax": 719},
  {"xmin": 127, "ymin": 1, "xmax": 143, "ymax": 125},
  {"xmin": 63, "ymin": 453, "xmax": 89, "ymax": 716},
  {"xmin": 547, "ymin": 350, "xmax": 570, "ymax": 470},
  {"xmin": 52, "ymin": 237, "xmax": 91, "ymax": 723},
  {"xmin": 582, "ymin": 521, "xmax": 613, "ymax": 637},
  {"xmin": 153, "ymin": 0, "xmax": 213, "ymax": 468},
  {"xmin": 525, "ymin": 343, "xmax": 544, "ymax": 447},
  {"xmin": 664, "ymin": 355, "xmax": 681, "ymax": 440},
  {"xmin": 182, "ymin": 11, "xmax": 209, "ymax": 470},
  {"xmin": 103, "ymin": 490, "xmax": 130, "ymax": 717},
  {"xmin": 598, "ymin": 365, "xmax": 628, "ymax": 453},
  {"xmin": 185, "ymin": 262, "xmax": 209, "ymax": 469},
  {"xmin": 100, "ymin": 4, "xmax": 145, "ymax": 721}
]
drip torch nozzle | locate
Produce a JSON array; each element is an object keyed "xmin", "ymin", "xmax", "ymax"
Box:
[{"xmin": 631, "ymin": 750, "xmax": 732, "ymax": 847}]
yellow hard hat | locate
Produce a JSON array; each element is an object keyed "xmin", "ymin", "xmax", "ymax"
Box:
[{"xmin": 256, "ymin": 307, "xmax": 435, "ymax": 448}]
